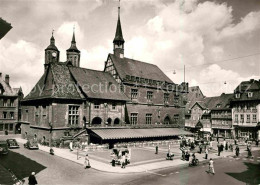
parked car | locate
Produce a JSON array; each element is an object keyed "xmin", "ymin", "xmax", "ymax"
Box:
[
  {"xmin": 6, "ymin": 139, "xmax": 20, "ymax": 149},
  {"xmin": 24, "ymin": 140, "xmax": 39, "ymax": 150},
  {"xmin": 0, "ymin": 140, "xmax": 9, "ymax": 154}
]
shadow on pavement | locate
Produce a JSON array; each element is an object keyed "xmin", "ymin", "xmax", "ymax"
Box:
[
  {"xmin": 0, "ymin": 150, "xmax": 46, "ymax": 181},
  {"xmin": 226, "ymin": 162, "xmax": 260, "ymax": 185}
]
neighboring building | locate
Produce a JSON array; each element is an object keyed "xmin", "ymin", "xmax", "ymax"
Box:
[
  {"xmin": 0, "ymin": 73, "xmax": 23, "ymax": 135},
  {"xmin": 211, "ymin": 93, "xmax": 233, "ymax": 138},
  {"xmin": 0, "ymin": 18, "xmax": 12, "ymax": 40},
  {"xmin": 231, "ymin": 79, "xmax": 260, "ymax": 140},
  {"xmin": 104, "ymin": 5, "xmax": 188, "ymax": 127}
]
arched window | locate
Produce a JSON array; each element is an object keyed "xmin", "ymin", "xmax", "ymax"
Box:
[
  {"xmin": 107, "ymin": 118, "xmax": 112, "ymax": 125},
  {"xmin": 164, "ymin": 116, "xmax": 171, "ymax": 124},
  {"xmin": 92, "ymin": 117, "xmax": 102, "ymax": 125},
  {"xmin": 114, "ymin": 118, "xmax": 120, "ymax": 125}
]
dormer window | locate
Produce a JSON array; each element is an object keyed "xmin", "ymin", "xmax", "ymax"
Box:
[
  {"xmin": 131, "ymin": 76, "xmax": 136, "ymax": 82},
  {"xmin": 248, "ymin": 92, "xmax": 253, "ymax": 97},
  {"xmin": 136, "ymin": 77, "xmax": 140, "ymax": 82},
  {"xmin": 216, "ymin": 104, "xmax": 221, "ymax": 108},
  {"xmin": 235, "ymin": 93, "xmax": 240, "ymax": 99}
]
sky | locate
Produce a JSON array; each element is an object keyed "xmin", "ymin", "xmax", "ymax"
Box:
[{"xmin": 0, "ymin": 0, "xmax": 260, "ymax": 97}]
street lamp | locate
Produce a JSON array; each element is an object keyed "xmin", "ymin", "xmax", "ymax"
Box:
[{"xmin": 49, "ymin": 122, "xmax": 54, "ymax": 155}]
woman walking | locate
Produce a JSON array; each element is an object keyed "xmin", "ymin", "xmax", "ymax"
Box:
[
  {"xmin": 206, "ymin": 158, "xmax": 215, "ymax": 175},
  {"xmin": 84, "ymin": 154, "xmax": 91, "ymax": 169}
]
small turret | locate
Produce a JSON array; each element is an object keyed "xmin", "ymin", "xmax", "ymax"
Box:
[
  {"xmin": 45, "ymin": 30, "xmax": 60, "ymax": 69},
  {"xmin": 66, "ymin": 26, "xmax": 81, "ymax": 67}
]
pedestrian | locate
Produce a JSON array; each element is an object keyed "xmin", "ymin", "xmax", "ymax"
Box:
[
  {"xmin": 229, "ymin": 143, "xmax": 233, "ymax": 152},
  {"xmin": 225, "ymin": 142, "xmax": 228, "ymax": 150},
  {"xmin": 84, "ymin": 154, "xmax": 91, "ymax": 168},
  {"xmin": 220, "ymin": 143, "xmax": 224, "ymax": 153},
  {"xmin": 205, "ymin": 148, "xmax": 208, "ymax": 159},
  {"xmin": 199, "ymin": 144, "xmax": 202, "ymax": 154},
  {"xmin": 206, "ymin": 158, "xmax": 215, "ymax": 175},
  {"xmin": 256, "ymin": 140, "xmax": 259, "ymax": 147},
  {"xmin": 217, "ymin": 142, "xmax": 221, "ymax": 156},
  {"xmin": 121, "ymin": 155, "xmax": 126, "ymax": 169},
  {"xmin": 69, "ymin": 141, "xmax": 73, "ymax": 151},
  {"xmin": 155, "ymin": 145, "xmax": 158, "ymax": 154},
  {"xmin": 223, "ymin": 139, "xmax": 226, "ymax": 148},
  {"xmin": 235, "ymin": 145, "xmax": 240, "ymax": 157},
  {"xmin": 111, "ymin": 157, "xmax": 116, "ymax": 167},
  {"xmin": 28, "ymin": 172, "xmax": 38, "ymax": 185}
]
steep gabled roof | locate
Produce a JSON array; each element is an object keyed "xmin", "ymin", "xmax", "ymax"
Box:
[
  {"xmin": 109, "ymin": 54, "xmax": 173, "ymax": 83},
  {"xmin": 24, "ymin": 63, "xmax": 83, "ymax": 101},
  {"xmin": 69, "ymin": 66, "xmax": 129, "ymax": 101},
  {"xmin": 234, "ymin": 79, "xmax": 260, "ymax": 93}
]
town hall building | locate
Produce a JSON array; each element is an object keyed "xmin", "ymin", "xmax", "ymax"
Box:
[{"xmin": 20, "ymin": 4, "xmax": 190, "ymax": 146}]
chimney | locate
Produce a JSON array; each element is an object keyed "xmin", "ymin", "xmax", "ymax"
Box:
[{"xmin": 5, "ymin": 74, "xmax": 9, "ymax": 85}]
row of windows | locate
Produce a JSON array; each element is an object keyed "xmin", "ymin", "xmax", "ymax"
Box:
[
  {"xmin": 235, "ymin": 92, "xmax": 253, "ymax": 99},
  {"xmin": 234, "ymin": 114, "xmax": 257, "ymax": 123},
  {"xmin": 130, "ymin": 89, "xmax": 179, "ymax": 103},
  {"xmin": 130, "ymin": 113, "xmax": 179, "ymax": 125},
  {"xmin": 1, "ymin": 112, "xmax": 14, "ymax": 119},
  {"xmin": 125, "ymin": 75, "xmax": 170, "ymax": 87},
  {"xmin": 0, "ymin": 98, "xmax": 14, "ymax": 107},
  {"xmin": 0, "ymin": 123, "xmax": 13, "ymax": 131}
]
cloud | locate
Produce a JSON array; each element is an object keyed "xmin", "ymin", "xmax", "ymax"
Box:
[
  {"xmin": 0, "ymin": 40, "xmax": 43, "ymax": 95},
  {"xmin": 218, "ymin": 11, "xmax": 260, "ymax": 40}
]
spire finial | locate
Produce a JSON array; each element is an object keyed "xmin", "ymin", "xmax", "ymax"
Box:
[
  {"xmin": 52, "ymin": 29, "xmax": 54, "ymax": 37},
  {"xmin": 118, "ymin": 0, "xmax": 120, "ymax": 19},
  {"xmin": 72, "ymin": 25, "xmax": 76, "ymax": 43}
]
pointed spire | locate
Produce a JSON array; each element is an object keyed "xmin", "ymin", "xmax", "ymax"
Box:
[
  {"xmin": 113, "ymin": 0, "xmax": 124, "ymax": 44},
  {"xmin": 67, "ymin": 26, "xmax": 80, "ymax": 53},
  {"xmin": 51, "ymin": 29, "xmax": 55, "ymax": 42},
  {"xmin": 72, "ymin": 25, "xmax": 76, "ymax": 43}
]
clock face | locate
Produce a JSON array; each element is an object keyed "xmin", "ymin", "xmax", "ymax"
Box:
[{"xmin": 52, "ymin": 52, "xmax": 57, "ymax": 57}]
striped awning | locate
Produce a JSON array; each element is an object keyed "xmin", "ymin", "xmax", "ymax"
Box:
[{"xmin": 90, "ymin": 128, "xmax": 193, "ymax": 140}]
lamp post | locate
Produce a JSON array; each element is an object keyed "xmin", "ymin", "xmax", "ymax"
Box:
[{"xmin": 49, "ymin": 122, "xmax": 54, "ymax": 155}]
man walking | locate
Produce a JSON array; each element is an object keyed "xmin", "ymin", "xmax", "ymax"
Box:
[
  {"xmin": 235, "ymin": 145, "xmax": 240, "ymax": 157},
  {"xmin": 28, "ymin": 172, "xmax": 38, "ymax": 185},
  {"xmin": 217, "ymin": 142, "xmax": 221, "ymax": 156},
  {"xmin": 205, "ymin": 148, "xmax": 208, "ymax": 159},
  {"xmin": 155, "ymin": 145, "xmax": 158, "ymax": 154},
  {"xmin": 206, "ymin": 158, "xmax": 215, "ymax": 175},
  {"xmin": 199, "ymin": 144, "xmax": 203, "ymax": 154}
]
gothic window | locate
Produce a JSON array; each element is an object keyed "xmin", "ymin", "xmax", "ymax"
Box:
[
  {"xmin": 146, "ymin": 114, "xmax": 152, "ymax": 124},
  {"xmin": 130, "ymin": 113, "xmax": 138, "ymax": 125},
  {"xmin": 147, "ymin": 91, "xmax": 153, "ymax": 102},
  {"xmin": 131, "ymin": 89, "xmax": 138, "ymax": 99},
  {"xmin": 164, "ymin": 93, "xmax": 169, "ymax": 104},
  {"xmin": 68, "ymin": 105, "xmax": 79, "ymax": 125}
]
